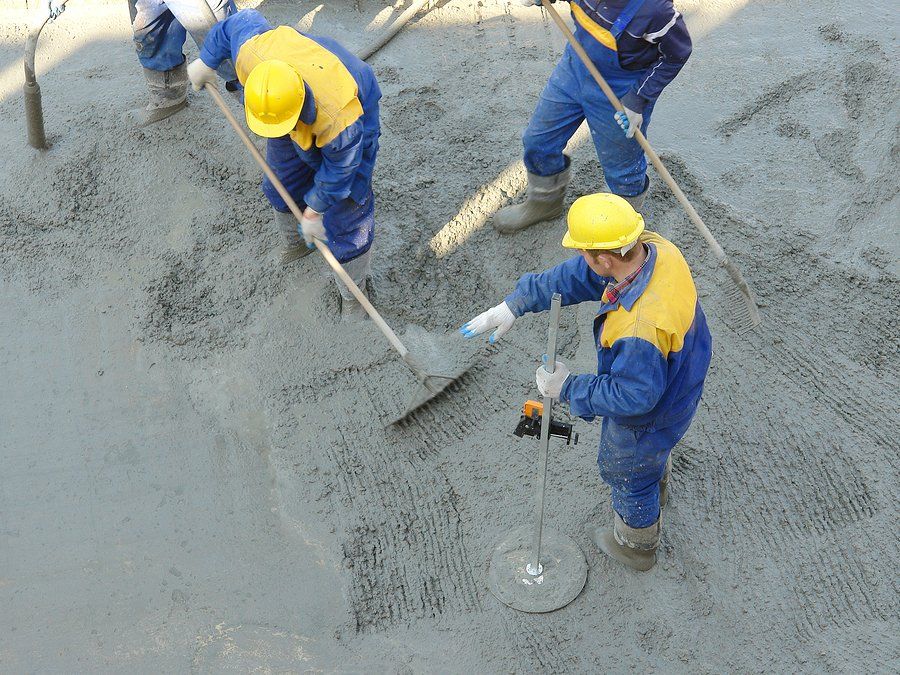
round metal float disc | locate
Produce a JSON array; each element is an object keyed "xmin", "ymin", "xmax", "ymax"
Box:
[{"xmin": 487, "ymin": 525, "xmax": 588, "ymax": 613}]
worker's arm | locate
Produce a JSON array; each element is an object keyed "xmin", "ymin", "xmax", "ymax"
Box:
[
  {"xmin": 504, "ymin": 256, "xmax": 611, "ymax": 317},
  {"xmin": 199, "ymin": 9, "xmax": 271, "ymax": 70},
  {"xmin": 620, "ymin": 10, "xmax": 692, "ymax": 114},
  {"xmin": 561, "ymin": 337, "xmax": 668, "ymax": 419},
  {"xmin": 303, "ymin": 120, "xmax": 366, "ymax": 214}
]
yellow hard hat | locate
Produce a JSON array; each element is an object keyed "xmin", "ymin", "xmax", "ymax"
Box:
[
  {"xmin": 243, "ymin": 60, "xmax": 305, "ymax": 138},
  {"xmin": 562, "ymin": 193, "xmax": 645, "ymax": 250}
]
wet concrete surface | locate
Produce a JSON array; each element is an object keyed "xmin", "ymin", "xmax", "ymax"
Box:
[{"xmin": 0, "ymin": 282, "xmax": 345, "ymax": 671}]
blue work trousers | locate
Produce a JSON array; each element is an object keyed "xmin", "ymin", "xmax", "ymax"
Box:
[
  {"xmin": 523, "ymin": 47, "xmax": 654, "ymax": 198},
  {"xmin": 263, "ymin": 136, "xmax": 375, "ymax": 264},
  {"xmin": 130, "ymin": 0, "xmax": 236, "ymax": 74},
  {"xmin": 597, "ymin": 414, "xmax": 693, "ymax": 528}
]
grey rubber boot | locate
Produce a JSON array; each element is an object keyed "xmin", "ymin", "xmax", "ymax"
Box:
[
  {"xmin": 274, "ymin": 210, "xmax": 314, "ymax": 265},
  {"xmin": 587, "ymin": 512, "xmax": 660, "ymax": 572},
  {"xmin": 493, "ymin": 165, "xmax": 571, "ymax": 234},
  {"xmin": 126, "ymin": 62, "xmax": 188, "ymax": 127},
  {"xmin": 614, "ymin": 176, "xmax": 650, "ymax": 213},
  {"xmin": 336, "ymin": 248, "xmax": 373, "ymax": 321},
  {"xmin": 659, "ymin": 454, "xmax": 672, "ymax": 509}
]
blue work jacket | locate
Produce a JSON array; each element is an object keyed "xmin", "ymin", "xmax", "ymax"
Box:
[
  {"xmin": 200, "ymin": 10, "xmax": 381, "ymax": 213},
  {"xmin": 566, "ymin": 0, "xmax": 692, "ymax": 112},
  {"xmin": 505, "ymin": 232, "xmax": 712, "ymax": 431}
]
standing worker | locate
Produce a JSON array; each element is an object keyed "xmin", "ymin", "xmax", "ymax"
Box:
[
  {"xmin": 494, "ymin": 0, "xmax": 692, "ymax": 233},
  {"xmin": 126, "ymin": 0, "xmax": 238, "ymax": 126},
  {"xmin": 186, "ymin": 9, "xmax": 382, "ymax": 318},
  {"xmin": 48, "ymin": 1, "xmax": 236, "ymax": 126},
  {"xmin": 462, "ymin": 193, "xmax": 711, "ymax": 570}
]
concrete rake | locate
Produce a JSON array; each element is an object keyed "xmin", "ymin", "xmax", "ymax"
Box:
[
  {"xmin": 542, "ymin": 0, "xmax": 762, "ymax": 334},
  {"xmin": 206, "ymin": 84, "xmax": 473, "ymax": 423}
]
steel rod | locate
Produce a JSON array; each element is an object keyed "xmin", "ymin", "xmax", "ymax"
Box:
[{"xmin": 528, "ymin": 293, "xmax": 562, "ymax": 576}]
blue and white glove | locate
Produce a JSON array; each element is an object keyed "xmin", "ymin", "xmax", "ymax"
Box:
[
  {"xmin": 48, "ymin": 0, "xmax": 66, "ymax": 19},
  {"xmin": 515, "ymin": 0, "xmax": 553, "ymax": 6},
  {"xmin": 460, "ymin": 302, "xmax": 516, "ymax": 344},
  {"xmin": 615, "ymin": 107, "xmax": 643, "ymax": 139},
  {"xmin": 300, "ymin": 208, "xmax": 326, "ymax": 248},
  {"xmin": 535, "ymin": 356, "xmax": 570, "ymax": 399}
]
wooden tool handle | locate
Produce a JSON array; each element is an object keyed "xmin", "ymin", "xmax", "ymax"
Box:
[
  {"xmin": 540, "ymin": 0, "xmax": 728, "ymax": 265},
  {"xmin": 204, "ymin": 83, "xmax": 411, "ymax": 360}
]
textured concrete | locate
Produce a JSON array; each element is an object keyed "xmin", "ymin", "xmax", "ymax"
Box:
[{"xmin": 1, "ymin": 0, "xmax": 898, "ymax": 671}]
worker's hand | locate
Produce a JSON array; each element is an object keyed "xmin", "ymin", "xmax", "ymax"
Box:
[
  {"xmin": 515, "ymin": 0, "xmax": 553, "ymax": 5},
  {"xmin": 300, "ymin": 207, "xmax": 325, "ymax": 248},
  {"xmin": 614, "ymin": 107, "xmax": 643, "ymax": 139},
  {"xmin": 459, "ymin": 302, "xmax": 516, "ymax": 344},
  {"xmin": 48, "ymin": 0, "xmax": 66, "ymax": 19},
  {"xmin": 187, "ymin": 58, "xmax": 217, "ymax": 92},
  {"xmin": 536, "ymin": 356, "xmax": 570, "ymax": 398}
]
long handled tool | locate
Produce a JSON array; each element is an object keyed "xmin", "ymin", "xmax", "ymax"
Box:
[
  {"xmin": 487, "ymin": 294, "xmax": 587, "ymax": 613},
  {"xmin": 204, "ymin": 83, "xmax": 472, "ymax": 422},
  {"xmin": 541, "ymin": 0, "xmax": 761, "ymax": 334}
]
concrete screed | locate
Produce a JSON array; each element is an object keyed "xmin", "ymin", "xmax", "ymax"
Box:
[{"xmin": 1, "ymin": 0, "xmax": 898, "ymax": 671}]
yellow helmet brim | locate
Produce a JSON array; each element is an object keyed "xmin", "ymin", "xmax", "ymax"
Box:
[
  {"xmin": 245, "ymin": 104, "xmax": 302, "ymax": 139},
  {"xmin": 561, "ymin": 218, "xmax": 644, "ymax": 250}
]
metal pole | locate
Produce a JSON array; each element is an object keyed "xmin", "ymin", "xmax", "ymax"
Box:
[{"xmin": 527, "ymin": 293, "xmax": 562, "ymax": 576}]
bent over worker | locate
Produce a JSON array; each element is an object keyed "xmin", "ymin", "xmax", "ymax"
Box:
[
  {"xmin": 187, "ymin": 9, "xmax": 382, "ymax": 318},
  {"xmin": 462, "ymin": 194, "xmax": 711, "ymax": 570},
  {"xmin": 495, "ymin": 0, "xmax": 692, "ymax": 233}
]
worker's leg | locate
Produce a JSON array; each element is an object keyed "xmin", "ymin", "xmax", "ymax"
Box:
[
  {"xmin": 323, "ymin": 189, "xmax": 376, "ymax": 320},
  {"xmin": 261, "ymin": 136, "xmax": 316, "ymax": 264},
  {"xmin": 580, "ymin": 68, "xmax": 655, "ymax": 211},
  {"xmin": 587, "ymin": 418, "xmax": 688, "ymax": 571},
  {"xmin": 598, "ymin": 420, "xmax": 669, "ymax": 528},
  {"xmin": 164, "ymin": 0, "xmax": 238, "ymax": 81},
  {"xmin": 493, "ymin": 51, "xmax": 584, "ymax": 234},
  {"xmin": 127, "ymin": 0, "xmax": 189, "ymax": 126}
]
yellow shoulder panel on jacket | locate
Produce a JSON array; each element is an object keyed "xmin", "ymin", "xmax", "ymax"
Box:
[
  {"xmin": 236, "ymin": 27, "xmax": 364, "ymax": 149},
  {"xmin": 600, "ymin": 231, "xmax": 698, "ymax": 358}
]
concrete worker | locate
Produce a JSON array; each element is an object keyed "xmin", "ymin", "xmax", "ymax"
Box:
[
  {"xmin": 494, "ymin": 0, "xmax": 692, "ymax": 233},
  {"xmin": 124, "ymin": 0, "xmax": 239, "ymax": 126},
  {"xmin": 186, "ymin": 9, "xmax": 382, "ymax": 318},
  {"xmin": 462, "ymin": 193, "xmax": 711, "ymax": 570}
]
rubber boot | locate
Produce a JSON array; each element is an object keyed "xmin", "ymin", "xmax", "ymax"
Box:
[
  {"xmin": 336, "ymin": 248, "xmax": 373, "ymax": 321},
  {"xmin": 126, "ymin": 63, "xmax": 188, "ymax": 127},
  {"xmin": 493, "ymin": 165, "xmax": 571, "ymax": 234},
  {"xmin": 274, "ymin": 210, "xmax": 313, "ymax": 265},
  {"xmin": 587, "ymin": 512, "xmax": 660, "ymax": 572},
  {"xmin": 659, "ymin": 454, "xmax": 672, "ymax": 509},
  {"xmin": 614, "ymin": 176, "xmax": 650, "ymax": 213}
]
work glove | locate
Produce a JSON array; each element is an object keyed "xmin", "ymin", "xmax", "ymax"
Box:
[
  {"xmin": 535, "ymin": 356, "xmax": 570, "ymax": 399},
  {"xmin": 459, "ymin": 302, "xmax": 516, "ymax": 344},
  {"xmin": 614, "ymin": 107, "xmax": 643, "ymax": 139},
  {"xmin": 187, "ymin": 58, "xmax": 217, "ymax": 92},
  {"xmin": 300, "ymin": 208, "xmax": 326, "ymax": 248},
  {"xmin": 48, "ymin": 0, "xmax": 65, "ymax": 19}
]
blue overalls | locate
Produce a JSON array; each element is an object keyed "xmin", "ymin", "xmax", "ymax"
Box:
[
  {"xmin": 200, "ymin": 12, "xmax": 381, "ymax": 264},
  {"xmin": 129, "ymin": 0, "xmax": 236, "ymax": 78},
  {"xmin": 523, "ymin": 0, "xmax": 652, "ymax": 198},
  {"xmin": 263, "ymin": 137, "xmax": 376, "ymax": 263},
  {"xmin": 504, "ymin": 232, "xmax": 712, "ymax": 528}
]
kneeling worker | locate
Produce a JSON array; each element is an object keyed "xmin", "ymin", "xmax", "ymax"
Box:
[
  {"xmin": 187, "ymin": 9, "xmax": 381, "ymax": 318},
  {"xmin": 461, "ymin": 194, "xmax": 711, "ymax": 570}
]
